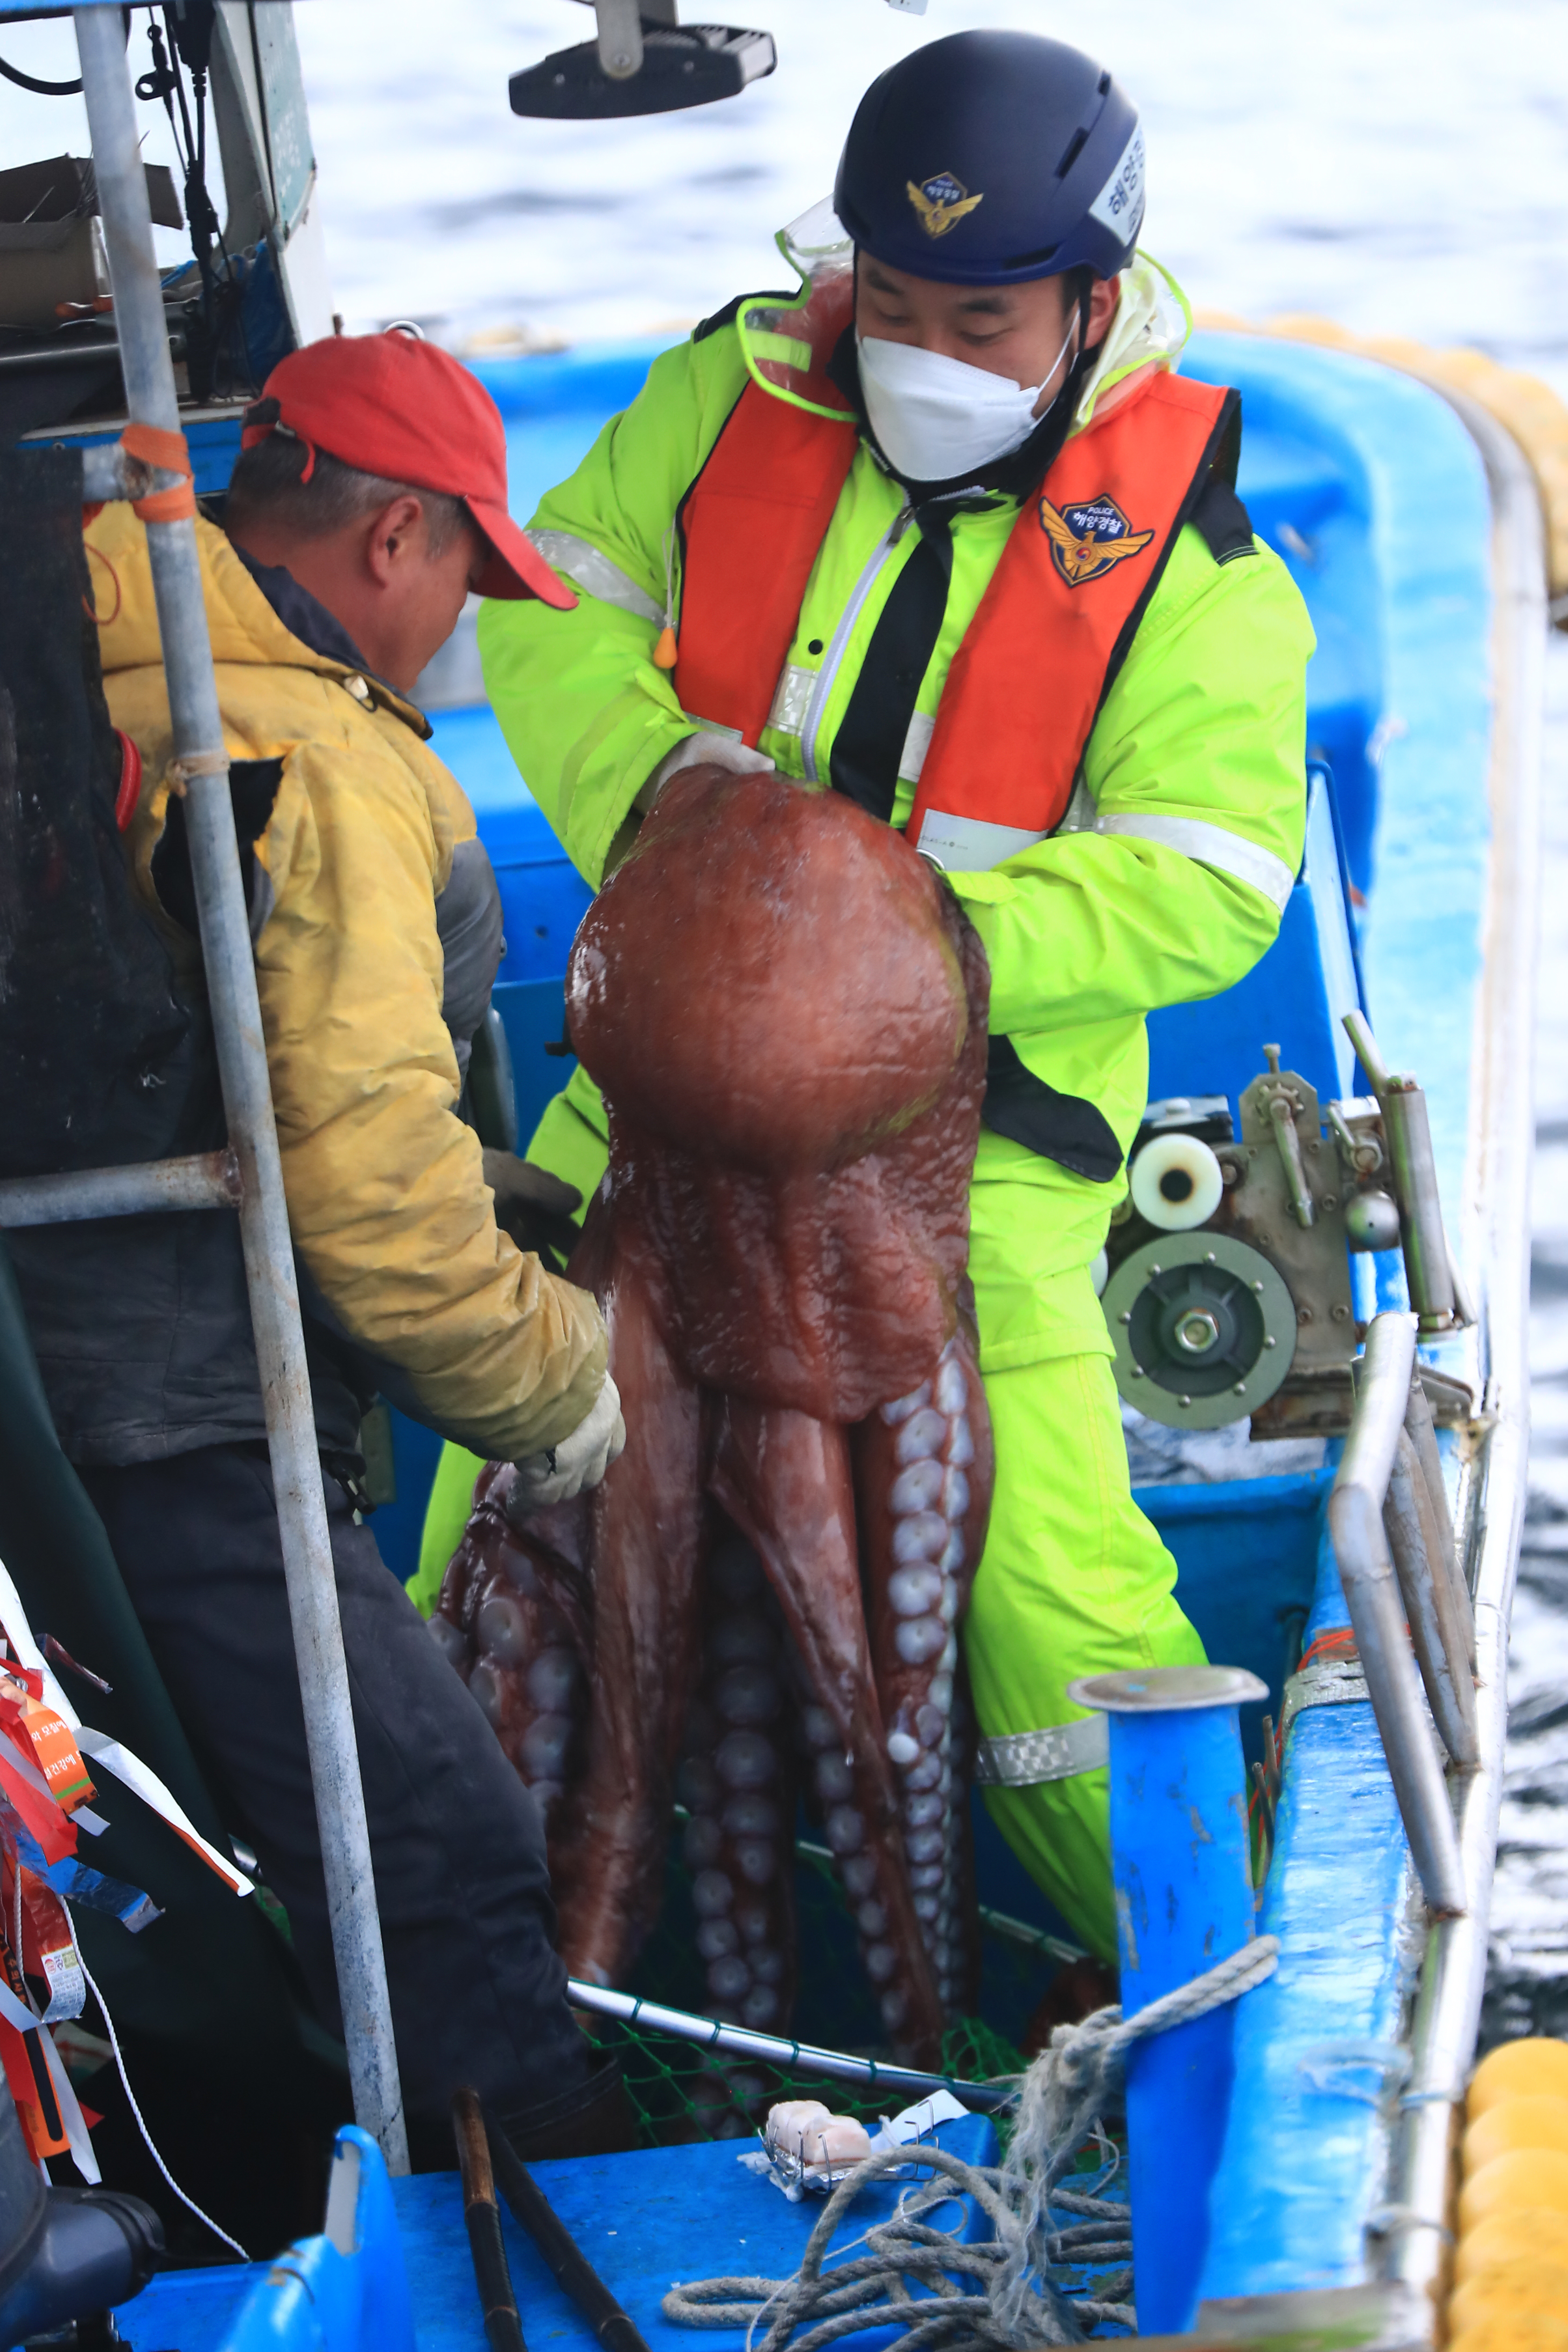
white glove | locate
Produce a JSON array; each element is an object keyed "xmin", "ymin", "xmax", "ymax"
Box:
[
  {"xmin": 634, "ymin": 729, "xmax": 775, "ymax": 814},
  {"xmin": 510, "ymin": 1373, "xmax": 625, "ymax": 1508}
]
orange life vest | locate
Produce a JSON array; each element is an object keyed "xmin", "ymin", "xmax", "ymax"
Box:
[{"xmin": 673, "ymin": 290, "xmax": 1239, "ymax": 870}]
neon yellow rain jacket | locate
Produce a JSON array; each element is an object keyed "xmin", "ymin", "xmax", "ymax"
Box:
[
  {"xmin": 89, "ymin": 505, "xmax": 607, "ymax": 1462},
  {"xmin": 479, "ymin": 257, "xmax": 1314, "ymax": 1375}
]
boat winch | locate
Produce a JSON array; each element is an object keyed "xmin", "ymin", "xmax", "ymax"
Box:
[{"xmin": 1102, "ymin": 1024, "xmax": 1472, "ymax": 1434}]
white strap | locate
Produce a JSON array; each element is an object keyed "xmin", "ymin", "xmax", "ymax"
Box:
[
  {"xmin": 524, "ymin": 529, "xmax": 664, "ymax": 626},
  {"xmin": 898, "ymin": 710, "xmax": 935, "ymax": 786},
  {"xmin": 1093, "ymin": 812, "xmax": 1297, "ymax": 912},
  {"xmin": 974, "ymin": 1714, "xmax": 1109, "ymax": 1787}
]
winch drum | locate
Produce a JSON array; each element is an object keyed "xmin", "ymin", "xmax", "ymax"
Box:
[{"xmin": 1102, "ymin": 1231, "xmax": 1298, "ymax": 1431}]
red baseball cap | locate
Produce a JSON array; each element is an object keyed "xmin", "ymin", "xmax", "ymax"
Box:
[{"xmin": 239, "ymin": 330, "xmax": 577, "ymax": 609}]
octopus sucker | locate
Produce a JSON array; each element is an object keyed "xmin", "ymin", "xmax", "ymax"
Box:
[
  {"xmin": 433, "ymin": 1465, "xmax": 592, "ymax": 1835},
  {"xmin": 707, "ymin": 1399, "xmax": 944, "ymax": 2056},
  {"xmin": 677, "ymin": 1536, "xmax": 799, "ymax": 2031},
  {"xmin": 435, "ymin": 767, "xmax": 995, "ymax": 2063},
  {"xmin": 854, "ymin": 1326, "xmax": 992, "ymax": 2023}
]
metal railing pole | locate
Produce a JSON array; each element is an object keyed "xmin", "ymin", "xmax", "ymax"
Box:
[
  {"xmin": 74, "ymin": 7, "xmax": 408, "ymax": 2173},
  {"xmin": 563, "ymin": 1980, "xmax": 1016, "ymax": 2113},
  {"xmin": 0, "ymin": 1150, "xmax": 242, "ymax": 1228},
  {"xmin": 1383, "ymin": 1432, "xmax": 1478, "ymax": 1766},
  {"xmin": 1404, "ymin": 1374, "xmax": 1475, "ymax": 1669},
  {"xmin": 1327, "ymin": 1313, "xmax": 1467, "ymax": 1915}
]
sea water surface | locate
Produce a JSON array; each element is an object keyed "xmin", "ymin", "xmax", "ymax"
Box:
[{"xmin": 3, "ymin": 0, "xmax": 1566, "ymax": 2030}]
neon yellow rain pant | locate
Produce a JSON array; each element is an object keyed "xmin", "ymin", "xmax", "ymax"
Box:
[
  {"xmin": 416, "ymin": 1340, "xmax": 1202, "ymax": 1960},
  {"xmin": 965, "ymin": 1350, "xmax": 1205, "ymax": 1961}
]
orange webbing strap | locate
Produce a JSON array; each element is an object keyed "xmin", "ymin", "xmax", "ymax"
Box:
[
  {"xmin": 1296, "ymin": 1626, "xmax": 1360, "ymax": 1674},
  {"xmin": 121, "ymin": 422, "xmax": 197, "ymax": 523}
]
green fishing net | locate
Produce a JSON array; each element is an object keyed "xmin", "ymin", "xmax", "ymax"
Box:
[{"xmin": 586, "ymin": 1830, "xmax": 1070, "ymax": 2148}]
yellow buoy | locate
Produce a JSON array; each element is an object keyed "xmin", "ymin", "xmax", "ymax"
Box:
[
  {"xmin": 1450, "ymin": 2261, "xmax": 1568, "ymax": 2332},
  {"xmin": 1469, "ymin": 2040, "xmax": 1568, "ymax": 2119},
  {"xmin": 1459, "ymin": 2148, "xmax": 1568, "ymax": 2235},
  {"xmin": 1447, "ymin": 2322, "xmax": 1568, "ymax": 2352},
  {"xmin": 1455, "ymin": 2208, "xmax": 1568, "ymax": 2283},
  {"xmin": 1466, "ymin": 2096, "xmax": 1568, "ymax": 2174}
]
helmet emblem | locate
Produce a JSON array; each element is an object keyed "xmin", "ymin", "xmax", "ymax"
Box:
[
  {"xmin": 905, "ymin": 172, "xmax": 984, "ymax": 240},
  {"xmin": 1039, "ymin": 493, "xmax": 1156, "ymax": 587}
]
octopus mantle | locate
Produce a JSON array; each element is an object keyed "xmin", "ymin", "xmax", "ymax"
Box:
[{"xmin": 436, "ymin": 768, "xmax": 995, "ymax": 2063}]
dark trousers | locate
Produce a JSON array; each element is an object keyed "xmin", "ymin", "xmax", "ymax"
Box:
[{"xmin": 81, "ymin": 1443, "xmax": 593, "ymax": 2134}]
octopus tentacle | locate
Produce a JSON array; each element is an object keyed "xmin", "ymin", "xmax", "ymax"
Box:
[
  {"xmin": 546, "ymin": 1223, "xmax": 707, "ymax": 1986},
  {"xmin": 433, "ymin": 1469, "xmax": 590, "ymax": 1833},
  {"xmin": 676, "ymin": 1533, "xmax": 799, "ymax": 2031},
  {"xmin": 708, "ymin": 1396, "xmax": 946, "ymax": 2065},
  {"xmin": 855, "ymin": 1323, "xmax": 993, "ymax": 2021}
]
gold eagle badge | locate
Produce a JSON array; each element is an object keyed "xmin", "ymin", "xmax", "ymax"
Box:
[
  {"xmin": 1039, "ymin": 494, "xmax": 1156, "ymax": 589},
  {"xmin": 906, "ymin": 172, "xmax": 984, "ymax": 240}
]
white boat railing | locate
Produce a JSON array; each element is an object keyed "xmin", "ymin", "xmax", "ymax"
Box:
[
  {"xmin": 1329, "ymin": 1311, "xmax": 1469, "ymax": 1916},
  {"xmin": 1377, "ymin": 384, "xmax": 1546, "ymax": 2318}
]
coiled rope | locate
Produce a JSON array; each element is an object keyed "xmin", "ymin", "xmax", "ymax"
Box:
[{"xmin": 663, "ymin": 1934, "xmax": 1279, "ymax": 2352}]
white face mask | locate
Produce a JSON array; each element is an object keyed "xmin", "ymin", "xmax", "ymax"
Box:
[{"xmin": 856, "ymin": 312, "xmax": 1078, "ymax": 484}]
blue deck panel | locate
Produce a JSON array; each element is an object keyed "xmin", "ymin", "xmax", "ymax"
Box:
[
  {"xmin": 1142, "ymin": 1471, "xmax": 1333, "ymax": 1766},
  {"xmin": 129, "ymin": 2118, "xmax": 1000, "ymax": 2352},
  {"xmin": 1196, "ymin": 1518, "xmax": 1417, "ymax": 2300}
]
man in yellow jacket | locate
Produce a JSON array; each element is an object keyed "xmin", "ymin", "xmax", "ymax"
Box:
[{"xmin": 9, "ymin": 331, "xmax": 627, "ymax": 2160}]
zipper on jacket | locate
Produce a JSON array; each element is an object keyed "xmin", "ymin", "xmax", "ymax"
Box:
[{"xmin": 800, "ymin": 503, "xmax": 914, "ymax": 785}]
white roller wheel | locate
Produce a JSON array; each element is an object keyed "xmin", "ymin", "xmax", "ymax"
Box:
[
  {"xmin": 1130, "ymin": 1131, "xmax": 1224, "ymax": 1231},
  {"xmin": 1090, "ymin": 1248, "xmax": 1110, "ymax": 1297}
]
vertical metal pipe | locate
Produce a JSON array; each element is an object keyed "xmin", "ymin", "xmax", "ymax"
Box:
[
  {"xmin": 1383, "ymin": 1433, "xmax": 1478, "ymax": 1766},
  {"xmin": 1381, "ymin": 1083, "xmax": 1457, "ymax": 1327},
  {"xmin": 1329, "ymin": 1314, "xmax": 1467, "ymax": 1916},
  {"xmin": 1067, "ymin": 1662, "xmax": 1266, "ymax": 2337},
  {"xmin": 74, "ymin": 7, "xmax": 408, "ymax": 2173},
  {"xmin": 1404, "ymin": 1376, "xmax": 1475, "ymax": 1664},
  {"xmin": 1342, "ymin": 1012, "xmax": 1461, "ymax": 1329}
]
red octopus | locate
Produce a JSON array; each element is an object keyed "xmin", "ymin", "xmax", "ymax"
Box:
[{"xmin": 432, "ymin": 767, "xmax": 995, "ymax": 2063}]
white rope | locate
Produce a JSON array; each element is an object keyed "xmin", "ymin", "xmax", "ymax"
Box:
[
  {"xmin": 663, "ymin": 1935, "xmax": 1279, "ymax": 2352},
  {"xmin": 73, "ymin": 1933, "xmax": 251, "ymax": 2263},
  {"xmin": 990, "ymin": 1934, "xmax": 1278, "ymax": 2338}
]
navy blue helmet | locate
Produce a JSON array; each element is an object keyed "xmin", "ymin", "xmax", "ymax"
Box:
[{"xmin": 833, "ymin": 31, "xmax": 1144, "ymax": 286}]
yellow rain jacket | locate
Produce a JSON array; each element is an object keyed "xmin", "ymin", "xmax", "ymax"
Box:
[{"xmin": 67, "ymin": 505, "xmax": 605, "ymax": 1466}]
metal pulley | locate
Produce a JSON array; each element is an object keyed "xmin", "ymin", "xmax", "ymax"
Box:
[{"xmin": 1103, "ymin": 1232, "xmax": 1297, "ymax": 1430}]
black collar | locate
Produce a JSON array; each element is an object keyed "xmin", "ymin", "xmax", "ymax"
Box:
[{"xmin": 229, "ymin": 544, "xmax": 373, "ymax": 674}]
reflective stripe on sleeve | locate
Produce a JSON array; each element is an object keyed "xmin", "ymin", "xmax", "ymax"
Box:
[
  {"xmin": 974, "ymin": 1715, "xmax": 1110, "ymax": 1787},
  {"xmin": 1092, "ymin": 812, "xmax": 1297, "ymax": 912},
  {"xmin": 913, "ymin": 808, "xmax": 1051, "ymax": 872},
  {"xmin": 523, "ymin": 529, "xmax": 664, "ymax": 626}
]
